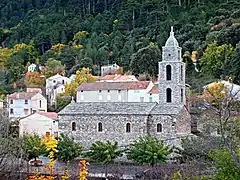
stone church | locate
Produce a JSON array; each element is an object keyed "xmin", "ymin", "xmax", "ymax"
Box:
[{"xmin": 58, "ymin": 27, "xmax": 191, "ymax": 148}]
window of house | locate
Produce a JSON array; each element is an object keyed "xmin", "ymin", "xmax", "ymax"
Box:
[
  {"xmin": 166, "ymin": 65, "xmax": 171, "ymax": 81},
  {"xmin": 107, "ymin": 95, "xmax": 111, "ymax": 101},
  {"xmin": 181, "ymin": 89, "xmax": 183, "ymax": 102},
  {"xmin": 53, "ymin": 80, "xmax": 56, "ymax": 83},
  {"xmin": 98, "ymin": 122, "xmax": 103, "ymax": 132},
  {"xmin": 118, "ymin": 95, "xmax": 121, "ymax": 101},
  {"xmin": 62, "ymin": 79, "xmax": 65, "ymax": 84},
  {"xmin": 118, "ymin": 90, "xmax": 121, "ymax": 93},
  {"xmin": 99, "ymin": 90, "xmax": 102, "ymax": 93},
  {"xmin": 166, "ymin": 88, "xmax": 172, "ymax": 103},
  {"xmin": 10, "ymin": 99, "xmax": 13, "ymax": 104},
  {"xmin": 126, "ymin": 123, "xmax": 131, "ymax": 133},
  {"xmin": 10, "ymin": 108, "xmax": 13, "ymax": 114},
  {"xmin": 53, "ymin": 121, "xmax": 55, "ymax": 124},
  {"xmin": 180, "ymin": 65, "xmax": 183, "ymax": 81},
  {"xmin": 25, "ymin": 99, "xmax": 28, "ymax": 104},
  {"xmin": 33, "ymin": 110, "xmax": 36, "ymax": 113},
  {"xmin": 98, "ymin": 95, "xmax": 102, "ymax": 101},
  {"xmin": 108, "ymin": 90, "xmax": 110, "ymax": 93},
  {"xmin": 140, "ymin": 97, "xmax": 144, "ymax": 102},
  {"xmin": 80, "ymin": 95, "xmax": 84, "ymax": 101},
  {"xmin": 72, "ymin": 122, "xmax": 76, "ymax": 131},
  {"xmin": 157, "ymin": 123, "xmax": 162, "ymax": 132},
  {"xmin": 81, "ymin": 90, "xmax": 83, "ymax": 92},
  {"xmin": 24, "ymin": 108, "xmax": 29, "ymax": 115},
  {"xmin": 39, "ymin": 100, "xmax": 42, "ymax": 108},
  {"xmin": 149, "ymin": 96, "xmax": 153, "ymax": 102}
]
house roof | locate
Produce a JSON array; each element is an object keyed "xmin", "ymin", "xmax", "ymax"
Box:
[
  {"xmin": 148, "ymin": 84, "xmax": 158, "ymax": 94},
  {"xmin": 37, "ymin": 112, "xmax": 58, "ymax": 120},
  {"xmin": 100, "ymin": 74, "xmax": 138, "ymax": 82},
  {"xmin": 58, "ymin": 102, "xmax": 182, "ymax": 115},
  {"xmin": 9, "ymin": 92, "xmax": 37, "ymax": 100},
  {"xmin": 77, "ymin": 81, "xmax": 151, "ymax": 91},
  {"xmin": 47, "ymin": 74, "xmax": 63, "ymax": 80}
]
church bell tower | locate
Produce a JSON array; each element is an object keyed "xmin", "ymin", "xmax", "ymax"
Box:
[{"xmin": 158, "ymin": 27, "xmax": 186, "ymax": 106}]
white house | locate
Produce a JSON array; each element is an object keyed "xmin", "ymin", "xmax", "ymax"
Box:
[
  {"xmin": 8, "ymin": 92, "xmax": 47, "ymax": 118},
  {"xmin": 19, "ymin": 112, "xmax": 58, "ymax": 137},
  {"xmin": 76, "ymin": 81, "xmax": 153, "ymax": 102},
  {"xmin": 46, "ymin": 74, "xmax": 72, "ymax": 105},
  {"xmin": 101, "ymin": 63, "xmax": 120, "ymax": 76},
  {"xmin": 28, "ymin": 63, "xmax": 38, "ymax": 72},
  {"xmin": 146, "ymin": 84, "xmax": 159, "ymax": 103}
]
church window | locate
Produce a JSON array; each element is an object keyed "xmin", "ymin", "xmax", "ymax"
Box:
[
  {"xmin": 166, "ymin": 88, "xmax": 172, "ymax": 103},
  {"xmin": 98, "ymin": 122, "xmax": 103, "ymax": 132},
  {"xmin": 180, "ymin": 65, "xmax": 183, "ymax": 81},
  {"xmin": 181, "ymin": 89, "xmax": 183, "ymax": 102},
  {"xmin": 168, "ymin": 54, "xmax": 171, "ymax": 57},
  {"xmin": 157, "ymin": 123, "xmax": 162, "ymax": 132},
  {"xmin": 166, "ymin": 65, "xmax": 171, "ymax": 81},
  {"xmin": 126, "ymin": 123, "xmax": 131, "ymax": 133},
  {"xmin": 178, "ymin": 50, "xmax": 181, "ymax": 60},
  {"xmin": 72, "ymin": 122, "xmax": 76, "ymax": 131}
]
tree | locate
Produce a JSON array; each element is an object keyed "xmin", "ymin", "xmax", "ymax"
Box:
[
  {"xmin": 55, "ymin": 94, "xmax": 71, "ymax": 112},
  {"xmin": 65, "ymin": 67, "xmax": 97, "ymax": 96},
  {"xmin": 0, "ymin": 48, "xmax": 14, "ymax": 68},
  {"xmin": 85, "ymin": 141, "xmax": 123, "ymax": 178},
  {"xmin": 130, "ymin": 43, "xmax": 161, "ymax": 76},
  {"xmin": 56, "ymin": 133, "xmax": 83, "ymax": 163},
  {"xmin": 127, "ymin": 136, "xmax": 171, "ymax": 167},
  {"xmin": 43, "ymin": 58, "xmax": 65, "ymax": 78},
  {"xmin": 25, "ymin": 72, "xmax": 45, "ymax": 88},
  {"xmin": 22, "ymin": 134, "xmax": 46, "ymax": 163},
  {"xmin": 201, "ymin": 42, "xmax": 235, "ymax": 79}
]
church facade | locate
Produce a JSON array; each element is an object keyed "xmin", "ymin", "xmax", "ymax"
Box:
[{"xmin": 58, "ymin": 27, "xmax": 191, "ymax": 148}]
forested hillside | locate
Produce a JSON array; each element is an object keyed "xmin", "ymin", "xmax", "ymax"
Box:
[{"xmin": 0, "ymin": 0, "xmax": 240, "ymax": 93}]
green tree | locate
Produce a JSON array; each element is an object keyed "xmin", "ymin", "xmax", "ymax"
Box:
[
  {"xmin": 127, "ymin": 136, "xmax": 171, "ymax": 167},
  {"xmin": 22, "ymin": 134, "xmax": 46, "ymax": 163},
  {"xmin": 43, "ymin": 58, "xmax": 65, "ymax": 78},
  {"xmin": 55, "ymin": 94, "xmax": 71, "ymax": 112},
  {"xmin": 85, "ymin": 141, "xmax": 123, "ymax": 178},
  {"xmin": 130, "ymin": 43, "xmax": 161, "ymax": 76},
  {"xmin": 201, "ymin": 42, "xmax": 235, "ymax": 79},
  {"xmin": 56, "ymin": 133, "xmax": 83, "ymax": 163}
]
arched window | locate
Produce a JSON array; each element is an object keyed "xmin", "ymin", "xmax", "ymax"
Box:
[
  {"xmin": 126, "ymin": 123, "xmax": 131, "ymax": 133},
  {"xmin": 166, "ymin": 88, "xmax": 172, "ymax": 103},
  {"xmin": 180, "ymin": 65, "xmax": 183, "ymax": 81},
  {"xmin": 98, "ymin": 122, "xmax": 103, "ymax": 132},
  {"xmin": 72, "ymin": 122, "xmax": 76, "ymax": 131},
  {"xmin": 181, "ymin": 88, "xmax": 183, "ymax": 102},
  {"xmin": 157, "ymin": 123, "xmax": 162, "ymax": 132},
  {"xmin": 166, "ymin": 65, "xmax": 171, "ymax": 81}
]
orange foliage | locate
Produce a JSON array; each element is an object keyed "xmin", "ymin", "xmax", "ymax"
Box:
[{"xmin": 25, "ymin": 72, "xmax": 45, "ymax": 88}]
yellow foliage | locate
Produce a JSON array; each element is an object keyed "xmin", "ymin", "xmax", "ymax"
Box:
[
  {"xmin": 65, "ymin": 68, "xmax": 97, "ymax": 96},
  {"xmin": 51, "ymin": 43, "xmax": 65, "ymax": 55},
  {"xmin": 0, "ymin": 48, "xmax": 14, "ymax": 68},
  {"xmin": 13, "ymin": 43, "xmax": 29, "ymax": 51},
  {"xmin": 79, "ymin": 159, "xmax": 89, "ymax": 180},
  {"xmin": 203, "ymin": 81, "xmax": 227, "ymax": 106},
  {"xmin": 25, "ymin": 72, "xmax": 45, "ymax": 88}
]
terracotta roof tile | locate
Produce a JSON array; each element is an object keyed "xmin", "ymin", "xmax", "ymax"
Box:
[
  {"xmin": 148, "ymin": 84, "xmax": 158, "ymax": 94},
  {"xmin": 77, "ymin": 82, "xmax": 133, "ymax": 91},
  {"xmin": 37, "ymin": 112, "xmax": 58, "ymax": 120},
  {"xmin": 128, "ymin": 81, "xmax": 151, "ymax": 90},
  {"xmin": 9, "ymin": 92, "xmax": 37, "ymax": 100}
]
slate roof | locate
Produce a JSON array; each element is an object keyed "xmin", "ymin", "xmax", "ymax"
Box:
[
  {"xmin": 9, "ymin": 92, "xmax": 37, "ymax": 100},
  {"xmin": 58, "ymin": 102, "xmax": 182, "ymax": 115}
]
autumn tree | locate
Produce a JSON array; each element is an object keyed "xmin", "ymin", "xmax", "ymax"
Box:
[
  {"xmin": 43, "ymin": 58, "xmax": 65, "ymax": 78},
  {"xmin": 0, "ymin": 48, "xmax": 14, "ymax": 68},
  {"xmin": 65, "ymin": 67, "xmax": 97, "ymax": 96},
  {"xmin": 25, "ymin": 72, "xmax": 45, "ymax": 88}
]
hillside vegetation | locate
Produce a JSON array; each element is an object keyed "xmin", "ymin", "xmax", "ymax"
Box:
[{"xmin": 0, "ymin": 0, "xmax": 240, "ymax": 93}]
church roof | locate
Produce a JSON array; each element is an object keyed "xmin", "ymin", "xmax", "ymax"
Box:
[
  {"xmin": 165, "ymin": 26, "xmax": 179, "ymax": 47},
  {"xmin": 58, "ymin": 102, "xmax": 182, "ymax": 115}
]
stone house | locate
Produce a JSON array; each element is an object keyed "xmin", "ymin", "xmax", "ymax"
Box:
[
  {"xmin": 8, "ymin": 92, "xmax": 47, "ymax": 118},
  {"xmin": 19, "ymin": 112, "xmax": 58, "ymax": 137},
  {"xmin": 76, "ymin": 81, "xmax": 153, "ymax": 103},
  {"xmin": 58, "ymin": 27, "xmax": 191, "ymax": 148},
  {"xmin": 101, "ymin": 63, "xmax": 120, "ymax": 76},
  {"xmin": 46, "ymin": 74, "xmax": 72, "ymax": 105}
]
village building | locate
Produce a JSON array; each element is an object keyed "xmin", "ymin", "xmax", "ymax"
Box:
[
  {"xmin": 99, "ymin": 74, "xmax": 138, "ymax": 82},
  {"xmin": 76, "ymin": 81, "xmax": 153, "ymax": 103},
  {"xmin": 101, "ymin": 63, "xmax": 120, "ymax": 76},
  {"xmin": 58, "ymin": 27, "xmax": 191, "ymax": 148},
  {"xmin": 46, "ymin": 74, "xmax": 72, "ymax": 105},
  {"xmin": 8, "ymin": 92, "xmax": 47, "ymax": 118},
  {"xmin": 19, "ymin": 112, "xmax": 58, "ymax": 137}
]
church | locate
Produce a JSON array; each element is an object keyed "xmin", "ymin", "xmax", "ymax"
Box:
[{"xmin": 58, "ymin": 27, "xmax": 191, "ymax": 148}]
